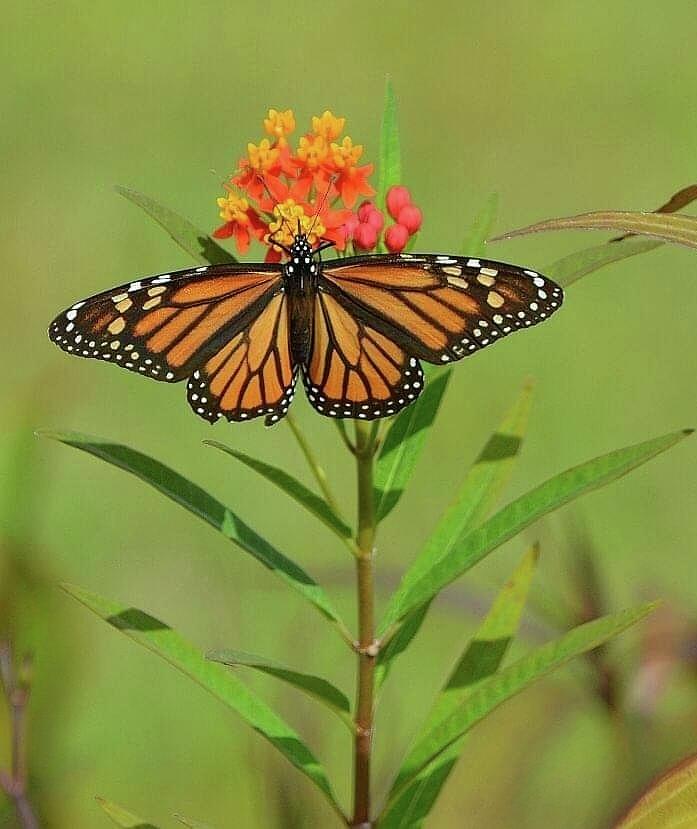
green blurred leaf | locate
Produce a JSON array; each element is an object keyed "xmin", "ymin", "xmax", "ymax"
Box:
[
  {"xmin": 545, "ymin": 236, "xmax": 661, "ymax": 288},
  {"xmin": 387, "ymin": 602, "xmax": 656, "ymax": 812},
  {"xmin": 207, "ymin": 648, "xmax": 353, "ymax": 729},
  {"xmin": 374, "ymin": 370, "xmax": 452, "ymax": 522},
  {"xmin": 613, "ymin": 752, "xmax": 697, "ymax": 828},
  {"xmin": 204, "ymin": 441, "xmax": 352, "ymax": 539},
  {"xmin": 380, "ymin": 429, "xmax": 691, "ymax": 632},
  {"xmin": 376, "ymin": 77, "xmax": 402, "ymax": 213},
  {"xmin": 462, "ymin": 192, "xmax": 499, "ymax": 257},
  {"xmin": 116, "ymin": 185, "xmax": 236, "ymax": 265},
  {"xmin": 376, "ymin": 381, "xmax": 533, "ymax": 687},
  {"xmin": 174, "ymin": 814, "xmax": 216, "ymax": 828},
  {"xmin": 71, "ymin": 586, "xmax": 343, "ymax": 816},
  {"xmin": 493, "ymin": 210, "xmax": 697, "ymax": 251},
  {"xmin": 380, "ymin": 546, "xmax": 539, "ymax": 828},
  {"xmin": 40, "ymin": 431, "xmax": 347, "ymax": 638},
  {"xmin": 96, "ymin": 797, "xmax": 159, "ymax": 828}
]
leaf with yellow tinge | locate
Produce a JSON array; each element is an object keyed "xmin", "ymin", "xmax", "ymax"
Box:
[
  {"xmin": 614, "ymin": 754, "xmax": 697, "ymax": 828},
  {"xmin": 96, "ymin": 797, "xmax": 159, "ymax": 828}
]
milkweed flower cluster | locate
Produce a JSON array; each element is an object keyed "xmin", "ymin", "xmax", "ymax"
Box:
[{"xmin": 213, "ymin": 108, "xmax": 422, "ymax": 260}]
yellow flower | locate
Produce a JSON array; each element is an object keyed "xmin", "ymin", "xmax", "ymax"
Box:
[
  {"xmin": 267, "ymin": 199, "xmax": 326, "ymax": 249},
  {"xmin": 312, "ymin": 110, "xmax": 345, "ymax": 141},
  {"xmin": 246, "ymin": 139, "xmax": 280, "ymax": 172},
  {"xmin": 296, "ymin": 134, "xmax": 329, "ymax": 170},
  {"xmin": 330, "ymin": 136, "xmax": 364, "ymax": 169},
  {"xmin": 263, "ymin": 108, "xmax": 295, "ymax": 144},
  {"xmin": 217, "ymin": 193, "xmax": 250, "ymax": 225}
]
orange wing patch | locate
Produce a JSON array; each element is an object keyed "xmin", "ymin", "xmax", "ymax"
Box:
[
  {"xmin": 303, "ymin": 292, "xmax": 423, "ymax": 420},
  {"xmin": 187, "ymin": 292, "xmax": 296, "ymax": 426}
]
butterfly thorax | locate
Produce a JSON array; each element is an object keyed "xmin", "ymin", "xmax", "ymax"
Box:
[{"xmin": 283, "ymin": 233, "xmax": 319, "ymax": 365}]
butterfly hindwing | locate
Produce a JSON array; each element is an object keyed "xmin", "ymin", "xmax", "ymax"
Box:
[
  {"xmin": 187, "ymin": 291, "xmax": 296, "ymax": 426},
  {"xmin": 321, "ymin": 254, "xmax": 563, "ymax": 364},
  {"xmin": 48, "ymin": 263, "xmax": 284, "ymax": 382},
  {"xmin": 302, "ymin": 290, "xmax": 424, "ymax": 420}
]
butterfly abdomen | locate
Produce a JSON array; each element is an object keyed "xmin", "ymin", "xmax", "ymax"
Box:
[{"xmin": 284, "ymin": 259, "xmax": 317, "ymax": 365}]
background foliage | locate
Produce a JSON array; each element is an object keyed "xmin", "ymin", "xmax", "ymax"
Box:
[{"xmin": 2, "ymin": 1, "xmax": 697, "ymax": 827}]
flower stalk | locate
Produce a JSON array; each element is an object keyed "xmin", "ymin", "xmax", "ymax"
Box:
[{"xmin": 352, "ymin": 420, "xmax": 378, "ymax": 826}]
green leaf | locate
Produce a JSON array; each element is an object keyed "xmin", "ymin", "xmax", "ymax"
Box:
[
  {"xmin": 204, "ymin": 441, "xmax": 352, "ymax": 539},
  {"xmin": 70, "ymin": 586, "xmax": 343, "ymax": 817},
  {"xmin": 375, "ymin": 381, "xmax": 533, "ymax": 687},
  {"xmin": 116, "ymin": 186, "xmax": 236, "ymax": 265},
  {"xmin": 376, "ymin": 77, "xmax": 402, "ymax": 213},
  {"xmin": 174, "ymin": 814, "xmax": 216, "ymax": 829},
  {"xmin": 462, "ymin": 193, "xmax": 499, "ymax": 257},
  {"xmin": 40, "ymin": 431, "xmax": 347, "ymax": 638},
  {"xmin": 207, "ymin": 649, "xmax": 353, "ymax": 730},
  {"xmin": 613, "ymin": 752, "xmax": 697, "ymax": 828},
  {"xmin": 374, "ymin": 370, "xmax": 452, "ymax": 522},
  {"xmin": 380, "ymin": 429, "xmax": 691, "ymax": 632},
  {"xmin": 387, "ymin": 602, "xmax": 656, "ymax": 812},
  {"xmin": 493, "ymin": 210, "xmax": 697, "ymax": 251},
  {"xmin": 96, "ymin": 797, "xmax": 159, "ymax": 828},
  {"xmin": 545, "ymin": 236, "xmax": 662, "ymax": 289},
  {"xmin": 379, "ymin": 546, "xmax": 539, "ymax": 828}
]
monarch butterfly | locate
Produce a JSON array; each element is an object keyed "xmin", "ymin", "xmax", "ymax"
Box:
[{"xmin": 48, "ymin": 233, "xmax": 563, "ymax": 426}]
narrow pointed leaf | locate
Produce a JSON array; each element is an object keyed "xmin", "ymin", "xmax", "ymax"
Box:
[
  {"xmin": 204, "ymin": 441, "xmax": 351, "ymax": 539},
  {"xmin": 545, "ymin": 236, "xmax": 662, "ymax": 288},
  {"xmin": 387, "ymin": 602, "xmax": 656, "ymax": 811},
  {"xmin": 380, "ymin": 547, "xmax": 539, "ymax": 827},
  {"xmin": 208, "ymin": 649, "xmax": 352, "ymax": 729},
  {"xmin": 174, "ymin": 815, "xmax": 216, "ymax": 829},
  {"xmin": 380, "ymin": 430, "xmax": 691, "ymax": 632},
  {"xmin": 493, "ymin": 210, "xmax": 697, "ymax": 251},
  {"xmin": 69, "ymin": 586, "xmax": 342, "ymax": 815},
  {"xmin": 96, "ymin": 797, "xmax": 159, "ymax": 828},
  {"xmin": 613, "ymin": 753, "xmax": 697, "ymax": 828},
  {"xmin": 462, "ymin": 193, "xmax": 499, "ymax": 256},
  {"xmin": 374, "ymin": 370, "xmax": 451, "ymax": 522},
  {"xmin": 40, "ymin": 431, "xmax": 346, "ymax": 635},
  {"xmin": 116, "ymin": 186, "xmax": 236, "ymax": 265},
  {"xmin": 376, "ymin": 77, "xmax": 402, "ymax": 212},
  {"xmin": 376, "ymin": 381, "xmax": 533, "ymax": 687}
]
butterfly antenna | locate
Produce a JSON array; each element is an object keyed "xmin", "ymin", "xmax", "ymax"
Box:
[
  {"xmin": 308, "ymin": 176, "xmax": 336, "ymax": 240},
  {"xmin": 255, "ymin": 173, "xmax": 293, "ymax": 237}
]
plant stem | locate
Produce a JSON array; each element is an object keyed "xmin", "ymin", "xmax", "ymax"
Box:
[
  {"xmin": 351, "ymin": 421, "xmax": 378, "ymax": 827},
  {"xmin": 0, "ymin": 644, "xmax": 39, "ymax": 829},
  {"xmin": 286, "ymin": 413, "xmax": 344, "ymax": 517}
]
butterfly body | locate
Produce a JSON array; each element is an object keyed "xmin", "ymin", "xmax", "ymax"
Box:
[{"xmin": 49, "ymin": 237, "xmax": 564, "ymax": 426}]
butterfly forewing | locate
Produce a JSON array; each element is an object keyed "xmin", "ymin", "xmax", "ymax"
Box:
[
  {"xmin": 321, "ymin": 254, "xmax": 563, "ymax": 364},
  {"xmin": 302, "ymin": 290, "xmax": 424, "ymax": 420},
  {"xmin": 48, "ymin": 264, "xmax": 284, "ymax": 382}
]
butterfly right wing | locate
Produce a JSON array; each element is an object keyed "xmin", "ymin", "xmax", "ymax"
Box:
[{"xmin": 301, "ymin": 289, "xmax": 423, "ymax": 420}]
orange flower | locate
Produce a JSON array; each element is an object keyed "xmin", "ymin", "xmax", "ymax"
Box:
[
  {"xmin": 234, "ymin": 138, "xmax": 283, "ymax": 200},
  {"xmin": 212, "ymin": 192, "xmax": 266, "ymax": 254},
  {"xmin": 330, "ymin": 137, "xmax": 375, "ymax": 208}
]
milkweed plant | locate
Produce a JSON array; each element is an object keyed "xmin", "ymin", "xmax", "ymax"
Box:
[{"xmin": 39, "ymin": 82, "xmax": 697, "ymax": 829}]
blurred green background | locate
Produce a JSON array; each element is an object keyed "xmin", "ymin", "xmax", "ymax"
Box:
[{"xmin": 2, "ymin": 1, "xmax": 697, "ymax": 826}]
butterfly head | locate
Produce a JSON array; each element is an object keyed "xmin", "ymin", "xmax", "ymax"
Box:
[{"xmin": 288, "ymin": 233, "xmax": 314, "ymax": 266}]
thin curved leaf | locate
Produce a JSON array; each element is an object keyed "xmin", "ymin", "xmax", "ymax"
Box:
[
  {"xmin": 493, "ymin": 210, "xmax": 697, "ymax": 251},
  {"xmin": 96, "ymin": 797, "xmax": 159, "ymax": 828},
  {"xmin": 379, "ymin": 545, "xmax": 539, "ymax": 828},
  {"xmin": 613, "ymin": 753, "xmax": 697, "ymax": 828},
  {"xmin": 204, "ymin": 441, "xmax": 351, "ymax": 539},
  {"xmin": 70, "ymin": 586, "xmax": 343, "ymax": 817},
  {"xmin": 462, "ymin": 192, "xmax": 499, "ymax": 256},
  {"xmin": 174, "ymin": 815, "xmax": 216, "ymax": 829},
  {"xmin": 116, "ymin": 186, "xmax": 236, "ymax": 266},
  {"xmin": 374, "ymin": 370, "xmax": 452, "ymax": 522},
  {"xmin": 376, "ymin": 380, "xmax": 533, "ymax": 687},
  {"xmin": 376, "ymin": 77, "xmax": 402, "ymax": 212},
  {"xmin": 545, "ymin": 236, "xmax": 662, "ymax": 289},
  {"xmin": 386, "ymin": 602, "xmax": 656, "ymax": 812},
  {"xmin": 207, "ymin": 649, "xmax": 353, "ymax": 730},
  {"xmin": 39, "ymin": 431, "xmax": 347, "ymax": 638},
  {"xmin": 380, "ymin": 430, "xmax": 691, "ymax": 632}
]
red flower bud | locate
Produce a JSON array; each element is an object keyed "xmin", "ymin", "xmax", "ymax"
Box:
[
  {"xmin": 384, "ymin": 223, "xmax": 410, "ymax": 253},
  {"xmin": 397, "ymin": 204, "xmax": 422, "ymax": 235},
  {"xmin": 386, "ymin": 186, "xmax": 412, "ymax": 220},
  {"xmin": 343, "ymin": 213, "xmax": 360, "ymax": 240},
  {"xmin": 365, "ymin": 208, "xmax": 384, "ymax": 232},
  {"xmin": 354, "ymin": 222, "xmax": 378, "ymax": 251},
  {"xmin": 357, "ymin": 200, "xmax": 375, "ymax": 222}
]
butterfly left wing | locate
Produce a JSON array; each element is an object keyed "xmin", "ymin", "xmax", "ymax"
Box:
[
  {"xmin": 320, "ymin": 254, "xmax": 563, "ymax": 364},
  {"xmin": 302, "ymin": 289, "xmax": 424, "ymax": 420},
  {"xmin": 49, "ymin": 263, "xmax": 295, "ymax": 425}
]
